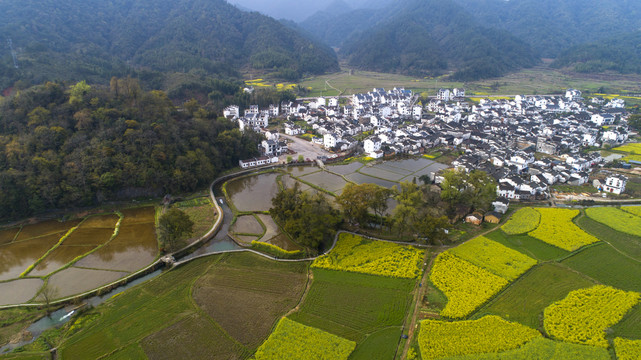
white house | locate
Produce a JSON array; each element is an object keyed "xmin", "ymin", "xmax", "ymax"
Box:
[
  {"xmin": 591, "ymin": 113, "xmax": 615, "ymax": 126},
  {"xmin": 223, "ymin": 105, "xmax": 239, "ymax": 118},
  {"xmin": 452, "ymin": 88, "xmax": 465, "ymax": 98},
  {"xmin": 437, "ymin": 88, "xmax": 451, "ymax": 102},
  {"xmin": 268, "ymin": 104, "xmax": 279, "ymax": 117},
  {"xmin": 324, "ymin": 133, "xmax": 339, "ymax": 149},
  {"xmin": 565, "ymin": 89, "xmax": 582, "ymax": 101},
  {"xmin": 328, "ymin": 97, "xmax": 339, "ymax": 107},
  {"xmin": 602, "ymin": 175, "xmax": 627, "ymax": 194},
  {"xmin": 364, "ymin": 136, "xmax": 382, "ymax": 156}
]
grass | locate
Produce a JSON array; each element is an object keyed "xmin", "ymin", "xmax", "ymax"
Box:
[
  {"xmin": 484, "ymin": 230, "xmax": 568, "ymax": 261},
  {"xmin": 612, "ymin": 303, "xmax": 641, "ymax": 340},
  {"xmin": 562, "ymin": 243, "xmax": 641, "ymax": 293},
  {"xmin": 576, "ymin": 215, "xmax": 641, "ymax": 261},
  {"xmin": 585, "ymin": 207, "xmax": 641, "ymax": 237},
  {"xmin": 0, "ymin": 309, "xmax": 46, "ymax": 348},
  {"xmin": 474, "ymin": 263, "xmax": 596, "ymax": 330},
  {"xmin": 57, "ymin": 252, "xmax": 310, "ymax": 359},
  {"xmin": 103, "ymin": 343, "xmax": 148, "ymax": 360},
  {"xmin": 0, "ymin": 354, "xmax": 51, "ymax": 360},
  {"xmin": 349, "ymin": 327, "xmax": 401, "ymax": 360},
  {"xmin": 175, "ymin": 197, "xmax": 216, "ymax": 241},
  {"xmin": 551, "ymin": 185, "xmax": 599, "ymax": 194},
  {"xmin": 288, "ymin": 268, "xmax": 414, "ymax": 343}
]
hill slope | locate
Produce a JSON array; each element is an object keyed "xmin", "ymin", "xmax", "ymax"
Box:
[
  {"xmin": 338, "ymin": 0, "xmax": 538, "ymax": 80},
  {"xmin": 451, "ymin": 0, "xmax": 641, "ymax": 58},
  {"xmin": 551, "ymin": 31, "xmax": 641, "ymax": 75},
  {"xmin": 0, "ymin": 0, "xmax": 339, "ymax": 89}
]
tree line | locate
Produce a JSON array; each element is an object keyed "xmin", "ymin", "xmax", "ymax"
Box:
[
  {"xmin": 0, "ymin": 78, "xmax": 262, "ymax": 220},
  {"xmin": 270, "ymin": 168, "xmax": 497, "ymax": 250}
]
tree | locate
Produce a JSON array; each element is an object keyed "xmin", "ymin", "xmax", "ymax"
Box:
[
  {"xmin": 628, "ymin": 114, "xmax": 641, "ymax": 131},
  {"xmin": 415, "ymin": 215, "xmax": 451, "ymax": 245},
  {"xmin": 69, "ymin": 80, "xmax": 91, "ymax": 106},
  {"xmin": 38, "ymin": 282, "xmax": 59, "ymax": 316},
  {"xmin": 158, "ymin": 208, "xmax": 194, "ymax": 252}
]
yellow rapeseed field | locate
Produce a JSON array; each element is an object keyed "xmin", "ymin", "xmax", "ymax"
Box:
[
  {"xmin": 501, "ymin": 207, "xmax": 541, "ymax": 235},
  {"xmin": 529, "ymin": 208, "xmax": 599, "ymax": 251},
  {"xmin": 430, "ymin": 252, "xmax": 508, "ymax": 318},
  {"xmin": 450, "ymin": 236, "xmax": 537, "ymax": 281},
  {"xmin": 312, "ymin": 233, "xmax": 425, "ymax": 279},
  {"xmin": 418, "ymin": 315, "xmax": 541, "ymax": 359},
  {"xmin": 544, "ymin": 285, "xmax": 640, "ymax": 347},
  {"xmin": 614, "ymin": 338, "xmax": 641, "ymax": 360}
]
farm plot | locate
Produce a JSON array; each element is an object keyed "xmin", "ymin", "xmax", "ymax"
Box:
[
  {"xmin": 614, "ymin": 338, "xmax": 641, "ymax": 360},
  {"xmin": 312, "ymin": 233, "xmax": 424, "ymax": 279},
  {"xmin": 14, "ymin": 219, "xmax": 80, "ymax": 241},
  {"xmin": 287, "ymin": 166, "xmax": 322, "ymax": 177},
  {"xmin": 230, "ymin": 215, "xmax": 264, "ymax": 236},
  {"xmin": 444, "ymin": 337, "xmax": 610, "ymax": 360},
  {"xmin": 192, "ymin": 253, "xmax": 308, "ymax": 349},
  {"xmin": 175, "ymin": 197, "xmax": 216, "ymax": 241},
  {"xmin": 254, "ymin": 317, "xmax": 355, "ymax": 360},
  {"xmin": 543, "ymin": 285, "xmax": 640, "ymax": 347},
  {"xmin": 612, "ymin": 303, "xmax": 641, "ymax": 340},
  {"xmin": 418, "ymin": 316, "xmax": 540, "ymax": 360},
  {"xmin": 279, "ymin": 174, "xmax": 312, "ymax": 192},
  {"xmin": 226, "ymin": 172, "xmax": 281, "ymax": 212},
  {"xmin": 529, "ymin": 208, "xmax": 599, "ymax": 251},
  {"xmin": 298, "ymin": 171, "xmax": 348, "ymax": 194},
  {"xmin": 613, "ymin": 143, "xmax": 641, "ymax": 155},
  {"xmin": 288, "ymin": 268, "xmax": 414, "ymax": 345},
  {"xmin": 0, "ymin": 234, "xmax": 61, "ymax": 281},
  {"xmin": 384, "ymin": 158, "xmax": 436, "ymax": 172},
  {"xmin": 501, "ymin": 207, "xmax": 540, "ymax": 235},
  {"xmin": 29, "ymin": 245, "xmax": 97, "ymax": 276},
  {"xmin": 0, "ymin": 227, "xmax": 20, "ymax": 245},
  {"xmin": 326, "ymin": 162, "xmax": 364, "ymax": 175},
  {"xmin": 430, "ymin": 252, "xmax": 508, "ymax": 318},
  {"xmin": 477, "ymin": 263, "xmax": 595, "ymax": 329},
  {"xmin": 576, "ymin": 215, "xmax": 641, "ymax": 261},
  {"xmin": 562, "ymin": 243, "xmax": 641, "ymax": 293},
  {"xmin": 358, "ymin": 166, "xmax": 407, "ymax": 181},
  {"xmin": 622, "ymin": 206, "xmax": 641, "ymax": 217},
  {"xmin": 346, "ymin": 172, "xmax": 399, "ymax": 189},
  {"xmin": 449, "ymin": 236, "xmax": 537, "ymax": 281},
  {"xmin": 0, "ymin": 278, "xmax": 43, "ymax": 306},
  {"xmin": 47, "ymin": 267, "xmax": 129, "ymax": 298},
  {"xmin": 484, "ymin": 230, "xmax": 568, "ymax": 261},
  {"xmin": 585, "ymin": 207, "xmax": 641, "ymax": 237}
]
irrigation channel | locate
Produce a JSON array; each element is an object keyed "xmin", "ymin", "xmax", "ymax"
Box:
[{"xmin": 1, "ymin": 164, "xmax": 430, "ymax": 354}]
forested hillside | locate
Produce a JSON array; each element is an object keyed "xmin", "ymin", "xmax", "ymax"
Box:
[
  {"xmin": 0, "ymin": 80, "xmax": 261, "ymax": 219},
  {"xmin": 339, "ymin": 0, "xmax": 538, "ymax": 80},
  {"xmin": 551, "ymin": 31, "xmax": 641, "ymax": 75},
  {"xmin": 0, "ymin": 0, "xmax": 338, "ymax": 90},
  {"xmin": 451, "ymin": 0, "xmax": 641, "ymax": 58}
]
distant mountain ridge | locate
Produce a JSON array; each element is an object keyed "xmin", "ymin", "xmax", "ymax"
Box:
[
  {"xmin": 327, "ymin": 0, "xmax": 538, "ymax": 80},
  {"xmin": 0, "ymin": 0, "xmax": 339, "ymax": 89}
]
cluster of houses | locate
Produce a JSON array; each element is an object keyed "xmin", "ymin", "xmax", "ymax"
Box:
[{"xmin": 231, "ymin": 88, "xmax": 634, "ymax": 203}]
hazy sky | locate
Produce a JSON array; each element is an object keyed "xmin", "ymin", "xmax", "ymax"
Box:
[{"xmin": 228, "ymin": 0, "xmax": 387, "ymax": 22}]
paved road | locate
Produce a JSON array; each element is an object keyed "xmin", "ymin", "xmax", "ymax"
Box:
[{"xmin": 279, "ymin": 133, "xmax": 331, "ymax": 162}]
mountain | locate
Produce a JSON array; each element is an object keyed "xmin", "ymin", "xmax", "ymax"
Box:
[
  {"xmin": 451, "ymin": 0, "xmax": 641, "ymax": 58},
  {"xmin": 552, "ymin": 31, "xmax": 641, "ymax": 75},
  {"xmin": 0, "ymin": 0, "xmax": 339, "ymax": 90},
  {"xmin": 338, "ymin": 0, "xmax": 539, "ymax": 80}
]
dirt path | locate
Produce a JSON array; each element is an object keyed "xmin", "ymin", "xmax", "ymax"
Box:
[
  {"xmin": 399, "ymin": 251, "xmax": 438, "ymax": 360},
  {"xmin": 284, "ymin": 267, "xmax": 314, "ymax": 318}
]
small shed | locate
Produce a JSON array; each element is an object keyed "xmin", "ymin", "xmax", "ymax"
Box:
[
  {"xmin": 484, "ymin": 211, "xmax": 502, "ymax": 224},
  {"xmin": 465, "ymin": 211, "xmax": 485, "ymax": 225}
]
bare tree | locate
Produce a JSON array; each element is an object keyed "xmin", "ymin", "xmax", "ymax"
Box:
[{"xmin": 38, "ymin": 282, "xmax": 60, "ymax": 316}]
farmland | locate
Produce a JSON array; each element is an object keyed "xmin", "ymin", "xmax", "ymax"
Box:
[
  {"xmin": 501, "ymin": 207, "xmax": 540, "ymax": 235},
  {"xmin": 484, "ymin": 230, "xmax": 568, "ymax": 261},
  {"xmin": 529, "ymin": 208, "xmax": 599, "ymax": 251},
  {"xmin": 585, "ymin": 207, "xmax": 641, "ymax": 237},
  {"xmin": 56, "ymin": 252, "xmax": 311, "ymax": 360},
  {"xmin": 417, "ymin": 316, "xmax": 541, "ymax": 359},
  {"xmin": 311, "ymin": 233, "xmax": 425, "ymax": 279},
  {"xmin": 0, "ymin": 207, "xmax": 159, "ymax": 306},
  {"xmin": 476, "ymin": 263, "xmax": 596, "ymax": 329},
  {"xmin": 543, "ymin": 285, "xmax": 640, "ymax": 347},
  {"xmin": 288, "ymin": 268, "xmax": 415, "ymax": 355}
]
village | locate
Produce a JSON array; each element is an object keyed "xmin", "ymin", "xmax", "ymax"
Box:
[{"xmin": 224, "ymin": 87, "xmax": 636, "ymax": 213}]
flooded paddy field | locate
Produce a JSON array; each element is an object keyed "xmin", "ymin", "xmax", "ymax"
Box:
[
  {"xmin": 299, "ymin": 171, "xmax": 348, "ymax": 194},
  {"xmin": 226, "ymin": 172, "xmax": 280, "ymax": 212},
  {"xmin": 0, "ymin": 206, "xmax": 159, "ymax": 305}
]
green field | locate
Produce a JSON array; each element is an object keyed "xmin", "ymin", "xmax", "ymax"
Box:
[
  {"xmin": 484, "ymin": 230, "xmax": 568, "ymax": 261},
  {"xmin": 299, "ymin": 65, "xmax": 641, "ymax": 97},
  {"xmin": 612, "ymin": 304, "xmax": 641, "ymax": 340},
  {"xmin": 474, "ymin": 263, "xmax": 595, "ymax": 330},
  {"xmin": 576, "ymin": 215, "xmax": 641, "ymax": 261},
  {"xmin": 585, "ymin": 207, "xmax": 641, "ymax": 237},
  {"xmin": 288, "ymin": 268, "xmax": 414, "ymax": 355},
  {"xmin": 562, "ymin": 243, "xmax": 641, "ymax": 293},
  {"xmin": 54, "ymin": 252, "xmax": 310, "ymax": 360}
]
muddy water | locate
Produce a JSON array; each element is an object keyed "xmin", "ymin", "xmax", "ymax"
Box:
[
  {"xmin": 0, "ymin": 234, "xmax": 62, "ymax": 281},
  {"xmin": 0, "ymin": 278, "xmax": 43, "ymax": 306},
  {"xmin": 47, "ymin": 267, "xmax": 129, "ymax": 298},
  {"xmin": 0, "ymin": 228, "xmax": 19, "ymax": 246},
  {"xmin": 30, "ymin": 245, "xmax": 97, "ymax": 277},
  {"xmin": 226, "ymin": 173, "xmax": 280, "ymax": 212},
  {"xmin": 15, "ymin": 219, "xmax": 80, "ymax": 241}
]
